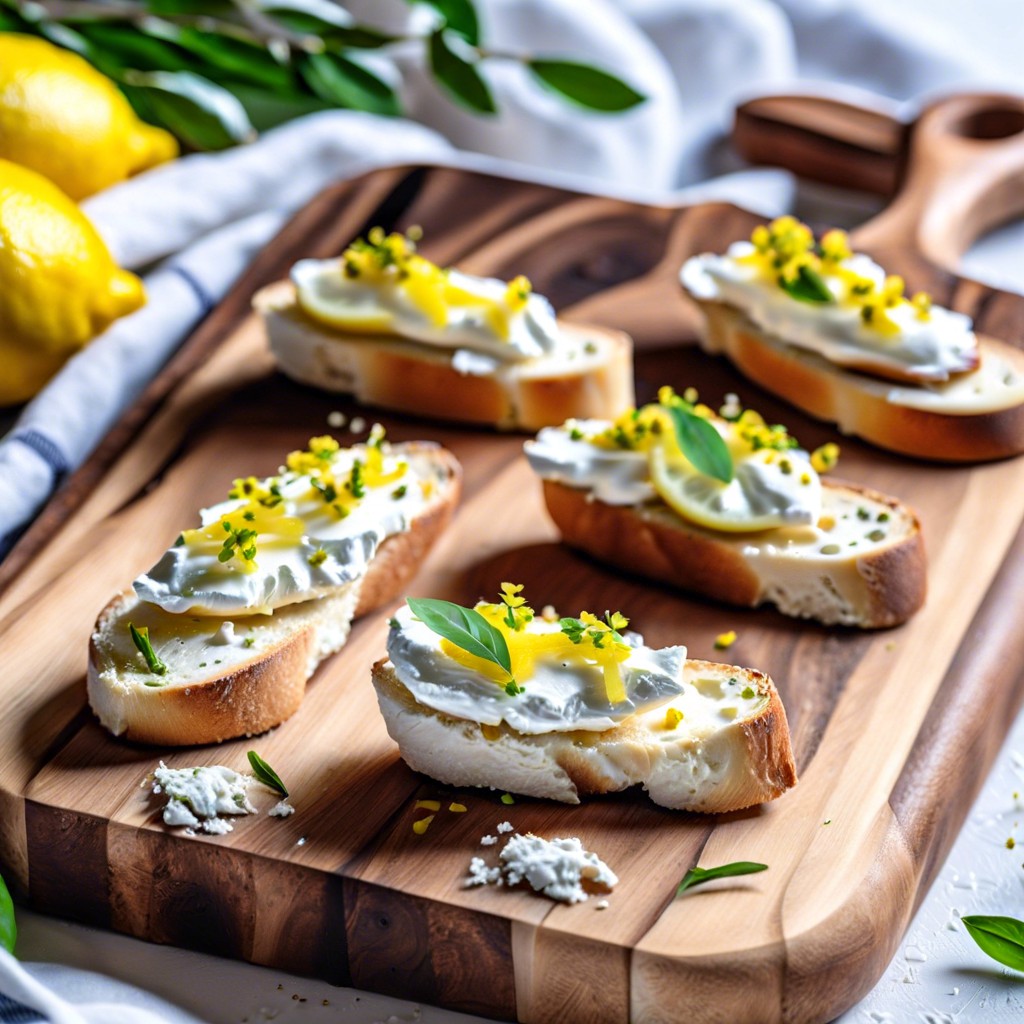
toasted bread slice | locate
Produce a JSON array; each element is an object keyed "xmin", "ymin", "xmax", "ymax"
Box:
[
  {"xmin": 541, "ymin": 478, "xmax": 925, "ymax": 628},
  {"xmin": 689, "ymin": 298, "xmax": 1024, "ymax": 462},
  {"xmin": 371, "ymin": 658, "xmax": 796, "ymax": 812},
  {"xmin": 87, "ymin": 445, "xmax": 461, "ymax": 746},
  {"xmin": 253, "ymin": 280, "xmax": 634, "ymax": 432}
]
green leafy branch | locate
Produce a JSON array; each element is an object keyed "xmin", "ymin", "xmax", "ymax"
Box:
[
  {"xmin": 0, "ymin": 0, "xmax": 645, "ymax": 150},
  {"xmin": 0, "ymin": 871, "xmax": 15, "ymax": 954}
]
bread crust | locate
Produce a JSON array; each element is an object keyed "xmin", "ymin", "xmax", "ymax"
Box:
[
  {"xmin": 371, "ymin": 658, "xmax": 797, "ymax": 813},
  {"xmin": 254, "ymin": 280, "xmax": 634, "ymax": 432},
  {"xmin": 87, "ymin": 444, "xmax": 461, "ymax": 746},
  {"xmin": 690, "ymin": 298, "xmax": 1024, "ymax": 462},
  {"xmin": 541, "ymin": 478, "xmax": 926, "ymax": 628}
]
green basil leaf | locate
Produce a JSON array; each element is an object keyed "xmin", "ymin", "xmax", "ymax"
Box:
[
  {"xmin": 0, "ymin": 872, "xmax": 15, "ymax": 955},
  {"xmin": 677, "ymin": 861, "xmax": 767, "ymax": 896},
  {"xmin": 143, "ymin": 0, "xmax": 233, "ymax": 15},
  {"xmin": 229, "ymin": 83, "xmax": 332, "ymax": 132},
  {"xmin": 407, "ymin": 597, "xmax": 512, "ymax": 676},
  {"xmin": 779, "ymin": 264, "xmax": 834, "ymax": 304},
  {"xmin": 414, "ymin": 0, "xmax": 480, "ymax": 45},
  {"xmin": 122, "ymin": 70, "xmax": 256, "ymax": 149},
  {"xmin": 666, "ymin": 405, "xmax": 733, "ymax": 484},
  {"xmin": 298, "ymin": 51, "xmax": 400, "ymax": 116},
  {"xmin": 0, "ymin": 8, "xmax": 29, "ymax": 31},
  {"xmin": 141, "ymin": 19, "xmax": 294, "ymax": 91},
  {"xmin": 528, "ymin": 60, "xmax": 645, "ymax": 112},
  {"xmin": 75, "ymin": 22, "xmax": 194, "ymax": 73},
  {"xmin": 963, "ymin": 915, "xmax": 1024, "ymax": 971},
  {"xmin": 322, "ymin": 26, "xmax": 402, "ymax": 50},
  {"xmin": 262, "ymin": 0, "xmax": 398, "ymax": 47},
  {"xmin": 247, "ymin": 751, "xmax": 289, "ymax": 798},
  {"xmin": 428, "ymin": 28, "xmax": 494, "ymax": 114}
]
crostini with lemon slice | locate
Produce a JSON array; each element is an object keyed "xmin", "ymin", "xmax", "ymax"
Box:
[
  {"xmin": 372, "ymin": 585, "xmax": 796, "ymax": 811},
  {"xmin": 88, "ymin": 429, "xmax": 460, "ymax": 746},
  {"xmin": 253, "ymin": 227, "xmax": 634, "ymax": 431},
  {"xmin": 525, "ymin": 388, "xmax": 926, "ymax": 628},
  {"xmin": 680, "ymin": 217, "xmax": 1024, "ymax": 461}
]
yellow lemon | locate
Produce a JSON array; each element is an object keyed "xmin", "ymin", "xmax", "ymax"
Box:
[
  {"xmin": 0, "ymin": 159, "xmax": 146, "ymax": 405},
  {"xmin": 0, "ymin": 33, "xmax": 178, "ymax": 200},
  {"xmin": 648, "ymin": 440, "xmax": 821, "ymax": 533}
]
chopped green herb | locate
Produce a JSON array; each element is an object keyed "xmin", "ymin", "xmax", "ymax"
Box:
[
  {"xmin": 243, "ymin": 637, "xmax": 256, "ymax": 648},
  {"xmin": 877, "ymin": 511, "xmax": 890, "ymax": 523},
  {"xmin": 569, "ymin": 426, "xmax": 584, "ymax": 441},
  {"xmin": 867, "ymin": 529, "xmax": 886, "ymax": 542},
  {"xmin": 676, "ymin": 861, "xmax": 768, "ymax": 896},
  {"xmin": 247, "ymin": 751, "xmax": 289, "ymax": 798},
  {"xmin": 391, "ymin": 485, "xmax": 408, "ymax": 500},
  {"xmin": 740, "ymin": 686, "xmax": 755, "ymax": 699},
  {"xmin": 856, "ymin": 507, "xmax": 870, "ymax": 520},
  {"xmin": 500, "ymin": 793, "xmax": 515, "ymax": 805},
  {"xmin": 388, "ymin": 617, "xmax": 400, "ymax": 629},
  {"xmin": 308, "ymin": 548, "xmax": 328, "ymax": 567},
  {"xmin": 129, "ymin": 623, "xmax": 167, "ymax": 676},
  {"xmin": 779, "ymin": 264, "xmax": 834, "ymax": 304}
]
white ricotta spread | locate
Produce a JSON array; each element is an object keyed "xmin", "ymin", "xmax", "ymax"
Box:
[
  {"xmin": 465, "ymin": 831, "xmax": 617, "ymax": 904},
  {"xmin": 134, "ymin": 440, "xmax": 429, "ymax": 616},
  {"xmin": 526, "ymin": 421, "xmax": 821, "ymax": 528},
  {"xmin": 151, "ymin": 763, "xmax": 255, "ymax": 835},
  {"xmin": 387, "ymin": 604, "xmax": 687, "ymax": 735},
  {"xmin": 293, "ymin": 260, "xmax": 561, "ymax": 363},
  {"xmin": 681, "ymin": 241, "xmax": 977, "ymax": 381}
]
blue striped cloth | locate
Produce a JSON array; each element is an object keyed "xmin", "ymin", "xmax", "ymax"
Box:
[{"xmin": 0, "ymin": 991, "xmax": 45, "ymax": 1022}]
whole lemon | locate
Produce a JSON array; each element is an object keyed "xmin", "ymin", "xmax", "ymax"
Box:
[
  {"xmin": 0, "ymin": 159, "xmax": 146, "ymax": 405},
  {"xmin": 0, "ymin": 33, "xmax": 178, "ymax": 200}
]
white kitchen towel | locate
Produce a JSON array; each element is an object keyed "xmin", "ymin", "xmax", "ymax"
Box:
[{"xmin": 0, "ymin": 951, "xmax": 203, "ymax": 1024}]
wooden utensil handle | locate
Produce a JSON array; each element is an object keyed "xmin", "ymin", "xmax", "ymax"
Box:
[
  {"xmin": 733, "ymin": 91, "xmax": 906, "ymax": 197},
  {"xmin": 735, "ymin": 90, "xmax": 1024, "ymax": 273}
]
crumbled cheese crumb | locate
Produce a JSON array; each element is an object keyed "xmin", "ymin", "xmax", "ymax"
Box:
[
  {"xmin": 465, "ymin": 857, "xmax": 502, "ymax": 887},
  {"xmin": 595, "ymin": 899, "xmax": 610, "ymax": 910},
  {"xmin": 349, "ymin": 416, "xmax": 366, "ymax": 434},
  {"xmin": 496, "ymin": 821, "xmax": 513, "ymax": 833},
  {"xmin": 152, "ymin": 763, "xmax": 256, "ymax": 835},
  {"xmin": 269, "ymin": 800, "xmax": 295, "ymax": 817},
  {"xmin": 467, "ymin": 833, "xmax": 617, "ymax": 904},
  {"xmin": 327, "ymin": 411, "xmax": 346, "ymax": 428},
  {"xmin": 480, "ymin": 835, "xmax": 497, "ymax": 846}
]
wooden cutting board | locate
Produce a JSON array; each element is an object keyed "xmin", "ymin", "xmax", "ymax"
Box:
[{"xmin": 3, "ymin": 91, "xmax": 1024, "ymax": 1024}]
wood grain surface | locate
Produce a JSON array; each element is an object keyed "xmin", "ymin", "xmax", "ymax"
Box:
[{"xmin": 2, "ymin": 114, "xmax": 1024, "ymax": 1024}]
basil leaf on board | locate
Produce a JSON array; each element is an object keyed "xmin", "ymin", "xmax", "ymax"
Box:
[
  {"xmin": 407, "ymin": 597, "xmax": 512, "ymax": 676},
  {"xmin": 428, "ymin": 29, "xmax": 495, "ymax": 115},
  {"xmin": 122, "ymin": 70, "xmax": 256, "ymax": 149},
  {"xmin": 298, "ymin": 52, "xmax": 400, "ymax": 117},
  {"xmin": 247, "ymin": 751, "xmax": 289, "ymax": 798},
  {"xmin": 779, "ymin": 264, "xmax": 834, "ymax": 304},
  {"xmin": 677, "ymin": 861, "xmax": 768, "ymax": 896},
  {"xmin": 75, "ymin": 22, "xmax": 194, "ymax": 74},
  {"xmin": 528, "ymin": 60, "xmax": 645, "ymax": 112},
  {"xmin": 0, "ymin": 871, "xmax": 15, "ymax": 954},
  {"xmin": 665, "ymin": 405, "xmax": 734, "ymax": 484},
  {"xmin": 963, "ymin": 915, "xmax": 1024, "ymax": 971}
]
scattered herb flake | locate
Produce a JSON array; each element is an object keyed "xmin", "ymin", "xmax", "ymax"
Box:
[{"xmin": 247, "ymin": 750, "xmax": 289, "ymax": 798}]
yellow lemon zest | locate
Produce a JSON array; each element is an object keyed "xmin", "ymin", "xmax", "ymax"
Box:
[
  {"xmin": 664, "ymin": 707, "xmax": 684, "ymax": 730},
  {"xmin": 810, "ymin": 442, "xmax": 840, "ymax": 473}
]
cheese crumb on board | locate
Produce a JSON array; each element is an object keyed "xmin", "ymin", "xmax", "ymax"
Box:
[
  {"xmin": 152, "ymin": 763, "xmax": 256, "ymax": 834},
  {"xmin": 496, "ymin": 820, "xmax": 513, "ymax": 833},
  {"xmin": 269, "ymin": 799, "xmax": 295, "ymax": 817},
  {"xmin": 465, "ymin": 831, "xmax": 618, "ymax": 904}
]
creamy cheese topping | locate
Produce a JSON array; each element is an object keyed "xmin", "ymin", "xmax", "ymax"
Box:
[
  {"xmin": 525, "ymin": 391, "xmax": 826, "ymax": 532},
  {"xmin": 135, "ymin": 432, "xmax": 429, "ymax": 616},
  {"xmin": 151, "ymin": 763, "xmax": 256, "ymax": 834},
  {"xmin": 681, "ymin": 218, "xmax": 977, "ymax": 382},
  {"xmin": 291, "ymin": 228, "xmax": 562, "ymax": 365},
  {"xmin": 387, "ymin": 603, "xmax": 687, "ymax": 735}
]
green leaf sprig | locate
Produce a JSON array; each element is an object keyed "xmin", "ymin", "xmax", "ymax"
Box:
[
  {"xmin": 963, "ymin": 915, "xmax": 1024, "ymax": 972},
  {"xmin": 0, "ymin": 871, "xmax": 15, "ymax": 955},
  {"xmin": 779, "ymin": 264, "xmax": 833, "ymax": 304},
  {"xmin": 248, "ymin": 750, "xmax": 289, "ymax": 798},
  {"xmin": 406, "ymin": 596, "xmax": 521, "ymax": 696},
  {"xmin": 129, "ymin": 622, "xmax": 168, "ymax": 676},
  {"xmin": 676, "ymin": 861, "xmax": 768, "ymax": 896},
  {"xmin": 664, "ymin": 404, "xmax": 734, "ymax": 484},
  {"xmin": 1, "ymin": 0, "xmax": 645, "ymax": 150}
]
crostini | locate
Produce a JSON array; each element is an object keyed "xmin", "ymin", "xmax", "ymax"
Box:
[
  {"xmin": 372, "ymin": 586, "xmax": 796, "ymax": 812},
  {"xmin": 254, "ymin": 227, "xmax": 634, "ymax": 431},
  {"xmin": 525, "ymin": 388, "xmax": 926, "ymax": 628},
  {"xmin": 89, "ymin": 430, "xmax": 460, "ymax": 745},
  {"xmin": 680, "ymin": 217, "xmax": 1024, "ymax": 461}
]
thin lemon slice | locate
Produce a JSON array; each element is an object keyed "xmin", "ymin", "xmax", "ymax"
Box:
[
  {"xmin": 648, "ymin": 444, "xmax": 820, "ymax": 533},
  {"xmin": 292, "ymin": 259, "xmax": 396, "ymax": 334}
]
